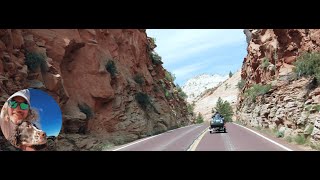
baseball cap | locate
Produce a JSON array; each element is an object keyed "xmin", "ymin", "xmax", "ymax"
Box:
[{"xmin": 7, "ymin": 89, "xmax": 31, "ymax": 105}]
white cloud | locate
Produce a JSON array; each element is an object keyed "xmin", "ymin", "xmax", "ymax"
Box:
[
  {"xmin": 172, "ymin": 62, "xmax": 208, "ymax": 77},
  {"xmin": 190, "ymin": 54, "xmax": 237, "ymax": 65},
  {"xmin": 146, "ymin": 29, "xmax": 245, "ymax": 65}
]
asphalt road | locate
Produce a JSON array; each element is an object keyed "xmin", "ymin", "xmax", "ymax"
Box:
[
  {"xmin": 110, "ymin": 122, "xmax": 304, "ymax": 151},
  {"xmin": 110, "ymin": 124, "xmax": 208, "ymax": 151},
  {"xmin": 195, "ymin": 123, "xmax": 300, "ymax": 151}
]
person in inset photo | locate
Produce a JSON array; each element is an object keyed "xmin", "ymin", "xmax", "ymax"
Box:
[{"xmin": 0, "ymin": 89, "xmax": 47, "ymax": 151}]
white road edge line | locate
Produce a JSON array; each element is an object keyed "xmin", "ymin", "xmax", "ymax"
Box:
[
  {"xmin": 112, "ymin": 133, "xmax": 162, "ymax": 151},
  {"xmin": 166, "ymin": 124, "xmax": 194, "ymax": 133},
  {"xmin": 112, "ymin": 124, "xmax": 198, "ymax": 151},
  {"xmin": 233, "ymin": 123, "xmax": 293, "ymax": 151}
]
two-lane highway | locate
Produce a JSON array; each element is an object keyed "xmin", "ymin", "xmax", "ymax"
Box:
[
  {"xmin": 111, "ymin": 124, "xmax": 208, "ymax": 151},
  {"xmin": 109, "ymin": 122, "xmax": 304, "ymax": 151},
  {"xmin": 195, "ymin": 123, "xmax": 294, "ymax": 151}
]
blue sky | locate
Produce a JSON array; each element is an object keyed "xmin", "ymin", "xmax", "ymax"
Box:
[
  {"xmin": 146, "ymin": 29, "xmax": 248, "ymax": 86},
  {"xmin": 29, "ymin": 88, "xmax": 62, "ymax": 137}
]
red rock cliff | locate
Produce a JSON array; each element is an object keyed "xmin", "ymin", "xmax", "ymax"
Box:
[
  {"xmin": 237, "ymin": 29, "xmax": 320, "ymax": 150},
  {"xmin": 0, "ymin": 29, "xmax": 193, "ymax": 150}
]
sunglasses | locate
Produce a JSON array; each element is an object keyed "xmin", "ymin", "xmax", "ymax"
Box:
[{"xmin": 8, "ymin": 100, "xmax": 29, "ymax": 110}]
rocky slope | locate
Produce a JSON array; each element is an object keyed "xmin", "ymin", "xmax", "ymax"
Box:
[
  {"xmin": 237, "ymin": 29, "xmax": 320, "ymax": 149},
  {"xmin": 194, "ymin": 70, "xmax": 241, "ymax": 121},
  {"xmin": 0, "ymin": 29, "xmax": 193, "ymax": 151},
  {"xmin": 182, "ymin": 74, "xmax": 228, "ymax": 103}
]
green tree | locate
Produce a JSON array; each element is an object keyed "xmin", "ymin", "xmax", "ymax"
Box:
[
  {"xmin": 187, "ymin": 103, "xmax": 194, "ymax": 115},
  {"xmin": 105, "ymin": 60, "xmax": 117, "ymax": 78},
  {"xmin": 214, "ymin": 97, "xmax": 233, "ymax": 122},
  {"xmin": 261, "ymin": 57, "xmax": 270, "ymax": 69},
  {"xmin": 293, "ymin": 52, "xmax": 320, "ymax": 84},
  {"xmin": 236, "ymin": 79, "xmax": 245, "ymax": 90},
  {"xmin": 165, "ymin": 70, "xmax": 176, "ymax": 82},
  {"xmin": 175, "ymin": 84, "xmax": 188, "ymax": 99},
  {"xmin": 229, "ymin": 71, "xmax": 233, "ymax": 78},
  {"xmin": 244, "ymin": 84, "xmax": 271, "ymax": 103},
  {"xmin": 150, "ymin": 51, "xmax": 163, "ymax": 65},
  {"xmin": 25, "ymin": 52, "xmax": 46, "ymax": 72},
  {"xmin": 196, "ymin": 112, "xmax": 204, "ymax": 124}
]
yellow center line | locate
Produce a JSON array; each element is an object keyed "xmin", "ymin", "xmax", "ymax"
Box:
[{"xmin": 187, "ymin": 126, "xmax": 208, "ymax": 151}]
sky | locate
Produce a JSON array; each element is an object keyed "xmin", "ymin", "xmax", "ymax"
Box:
[
  {"xmin": 29, "ymin": 88, "xmax": 62, "ymax": 137},
  {"xmin": 146, "ymin": 29, "xmax": 248, "ymax": 86}
]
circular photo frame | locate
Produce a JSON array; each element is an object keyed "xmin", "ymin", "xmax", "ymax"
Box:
[{"xmin": 0, "ymin": 88, "xmax": 62, "ymax": 151}]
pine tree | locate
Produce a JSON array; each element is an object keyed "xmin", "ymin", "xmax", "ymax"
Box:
[
  {"xmin": 229, "ymin": 71, "xmax": 233, "ymax": 78},
  {"xmin": 196, "ymin": 112, "xmax": 204, "ymax": 124},
  {"xmin": 214, "ymin": 97, "xmax": 234, "ymax": 122}
]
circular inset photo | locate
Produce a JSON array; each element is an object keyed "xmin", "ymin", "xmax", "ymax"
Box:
[{"xmin": 0, "ymin": 88, "xmax": 62, "ymax": 151}]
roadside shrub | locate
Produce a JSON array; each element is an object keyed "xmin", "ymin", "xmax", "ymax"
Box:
[
  {"xmin": 25, "ymin": 52, "xmax": 46, "ymax": 72},
  {"xmin": 261, "ymin": 57, "xmax": 270, "ymax": 69},
  {"xmin": 293, "ymin": 52, "xmax": 320, "ymax": 84},
  {"xmin": 244, "ymin": 84, "xmax": 272, "ymax": 103},
  {"xmin": 237, "ymin": 79, "xmax": 245, "ymax": 90},
  {"xmin": 134, "ymin": 74, "xmax": 144, "ymax": 85},
  {"xmin": 105, "ymin": 60, "xmax": 117, "ymax": 78},
  {"xmin": 135, "ymin": 92, "xmax": 151, "ymax": 109}
]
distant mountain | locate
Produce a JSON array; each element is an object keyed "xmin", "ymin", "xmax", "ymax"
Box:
[
  {"xmin": 193, "ymin": 70, "xmax": 241, "ymax": 121},
  {"xmin": 181, "ymin": 73, "xmax": 229, "ymax": 103}
]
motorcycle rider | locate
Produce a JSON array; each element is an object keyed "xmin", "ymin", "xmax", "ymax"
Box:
[{"xmin": 212, "ymin": 111, "xmax": 224, "ymax": 119}]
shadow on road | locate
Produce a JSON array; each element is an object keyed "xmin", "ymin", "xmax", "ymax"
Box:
[{"xmin": 209, "ymin": 131, "xmax": 228, "ymax": 134}]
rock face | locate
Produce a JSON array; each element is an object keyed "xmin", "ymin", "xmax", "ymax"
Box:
[
  {"xmin": 194, "ymin": 70, "xmax": 241, "ymax": 121},
  {"xmin": 181, "ymin": 74, "xmax": 228, "ymax": 103},
  {"xmin": 0, "ymin": 29, "xmax": 193, "ymax": 150},
  {"xmin": 237, "ymin": 29, "xmax": 320, "ymax": 149}
]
